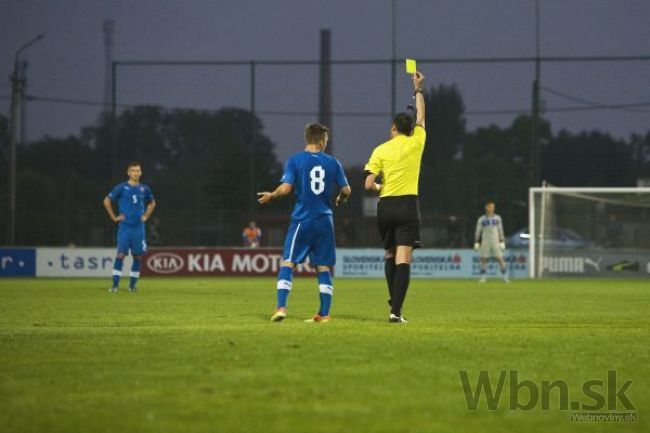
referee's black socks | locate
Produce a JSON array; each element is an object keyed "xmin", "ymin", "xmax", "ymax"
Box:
[
  {"xmin": 391, "ymin": 263, "xmax": 411, "ymax": 317},
  {"xmin": 385, "ymin": 257, "xmax": 396, "ymax": 306}
]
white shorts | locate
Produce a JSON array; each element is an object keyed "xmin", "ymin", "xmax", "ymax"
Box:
[{"xmin": 480, "ymin": 241, "xmax": 503, "ymax": 259}]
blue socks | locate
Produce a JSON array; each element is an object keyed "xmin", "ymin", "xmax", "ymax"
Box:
[
  {"xmin": 276, "ymin": 266, "xmax": 293, "ymax": 308},
  {"xmin": 112, "ymin": 257, "xmax": 124, "ymax": 288},
  {"xmin": 130, "ymin": 258, "xmax": 141, "ymax": 289},
  {"xmin": 275, "ymin": 267, "xmax": 334, "ymax": 317},
  {"xmin": 112, "ymin": 256, "xmax": 143, "ymax": 290},
  {"xmin": 317, "ymin": 271, "xmax": 333, "ymax": 317}
]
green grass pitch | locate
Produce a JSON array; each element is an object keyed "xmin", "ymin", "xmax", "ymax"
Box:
[{"xmin": 1, "ymin": 277, "xmax": 648, "ymax": 432}]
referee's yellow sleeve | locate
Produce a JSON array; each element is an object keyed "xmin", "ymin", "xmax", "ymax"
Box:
[
  {"xmin": 364, "ymin": 149, "xmax": 381, "ymax": 175},
  {"xmin": 413, "ymin": 125, "xmax": 426, "ymax": 149}
]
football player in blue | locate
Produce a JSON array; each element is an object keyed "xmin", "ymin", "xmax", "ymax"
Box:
[
  {"xmin": 258, "ymin": 123, "xmax": 351, "ymax": 323},
  {"xmin": 103, "ymin": 162, "xmax": 156, "ymax": 293}
]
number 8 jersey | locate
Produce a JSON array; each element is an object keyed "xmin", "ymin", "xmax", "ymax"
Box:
[{"xmin": 280, "ymin": 151, "xmax": 349, "ymax": 222}]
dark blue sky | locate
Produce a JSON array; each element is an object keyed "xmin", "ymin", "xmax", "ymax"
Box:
[{"xmin": 1, "ymin": 0, "xmax": 649, "ymax": 165}]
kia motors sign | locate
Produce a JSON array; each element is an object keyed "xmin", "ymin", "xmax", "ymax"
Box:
[
  {"xmin": 143, "ymin": 248, "xmax": 314, "ymax": 276},
  {"xmin": 146, "ymin": 252, "xmax": 184, "ymax": 274}
]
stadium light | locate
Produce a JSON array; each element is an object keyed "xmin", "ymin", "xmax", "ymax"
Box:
[{"xmin": 7, "ymin": 33, "xmax": 44, "ymax": 245}]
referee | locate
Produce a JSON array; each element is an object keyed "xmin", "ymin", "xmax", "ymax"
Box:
[{"xmin": 364, "ymin": 71, "xmax": 426, "ymax": 323}]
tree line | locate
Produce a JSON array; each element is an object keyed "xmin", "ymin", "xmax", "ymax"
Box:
[{"xmin": 0, "ymin": 85, "xmax": 648, "ymax": 247}]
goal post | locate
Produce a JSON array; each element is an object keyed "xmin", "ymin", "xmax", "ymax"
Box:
[{"xmin": 529, "ymin": 186, "xmax": 650, "ymax": 278}]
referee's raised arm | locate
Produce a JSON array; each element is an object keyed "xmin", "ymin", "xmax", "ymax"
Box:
[{"xmin": 413, "ymin": 72, "xmax": 426, "ymax": 129}]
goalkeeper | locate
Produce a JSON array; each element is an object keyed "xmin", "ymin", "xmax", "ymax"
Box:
[{"xmin": 474, "ymin": 201, "xmax": 509, "ymax": 283}]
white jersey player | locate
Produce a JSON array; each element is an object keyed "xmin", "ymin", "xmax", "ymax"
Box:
[{"xmin": 474, "ymin": 201, "xmax": 509, "ymax": 283}]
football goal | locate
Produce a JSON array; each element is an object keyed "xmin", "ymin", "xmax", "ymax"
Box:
[{"xmin": 528, "ymin": 186, "xmax": 650, "ymax": 278}]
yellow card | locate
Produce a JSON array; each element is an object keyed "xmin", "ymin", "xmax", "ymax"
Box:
[{"xmin": 405, "ymin": 58, "xmax": 417, "ymax": 74}]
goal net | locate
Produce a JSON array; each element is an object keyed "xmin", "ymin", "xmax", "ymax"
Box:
[{"xmin": 528, "ymin": 186, "xmax": 650, "ymax": 278}]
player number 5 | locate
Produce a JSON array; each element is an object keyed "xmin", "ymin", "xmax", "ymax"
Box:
[
  {"xmin": 310, "ymin": 166, "xmax": 325, "ymax": 195},
  {"xmin": 132, "ymin": 194, "xmax": 138, "ymax": 204}
]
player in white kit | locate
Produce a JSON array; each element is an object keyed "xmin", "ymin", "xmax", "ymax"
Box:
[{"xmin": 474, "ymin": 201, "xmax": 509, "ymax": 283}]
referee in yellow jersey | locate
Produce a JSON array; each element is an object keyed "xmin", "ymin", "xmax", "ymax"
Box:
[{"xmin": 364, "ymin": 71, "xmax": 426, "ymax": 323}]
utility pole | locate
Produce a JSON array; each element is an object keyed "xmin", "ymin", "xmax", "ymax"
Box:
[
  {"xmin": 19, "ymin": 61, "xmax": 28, "ymax": 147},
  {"xmin": 530, "ymin": 0, "xmax": 541, "ymax": 186},
  {"xmin": 249, "ymin": 61, "xmax": 257, "ymax": 219},
  {"xmin": 318, "ymin": 29, "xmax": 332, "ymax": 154},
  {"xmin": 7, "ymin": 33, "xmax": 44, "ymax": 245},
  {"xmin": 390, "ymin": 0, "xmax": 397, "ymax": 119},
  {"xmin": 104, "ymin": 20, "xmax": 118, "ymax": 180},
  {"xmin": 111, "ymin": 61, "xmax": 117, "ymax": 179},
  {"xmin": 103, "ymin": 19, "xmax": 115, "ymax": 118}
]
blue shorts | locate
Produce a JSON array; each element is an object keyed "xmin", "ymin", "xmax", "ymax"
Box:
[
  {"xmin": 117, "ymin": 224, "xmax": 147, "ymax": 256},
  {"xmin": 282, "ymin": 215, "xmax": 336, "ymax": 266}
]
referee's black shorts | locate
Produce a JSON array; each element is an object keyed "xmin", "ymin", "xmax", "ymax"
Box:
[{"xmin": 377, "ymin": 195, "xmax": 421, "ymax": 250}]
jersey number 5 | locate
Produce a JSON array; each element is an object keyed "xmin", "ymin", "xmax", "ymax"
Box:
[
  {"xmin": 132, "ymin": 194, "xmax": 138, "ymax": 204},
  {"xmin": 310, "ymin": 166, "xmax": 325, "ymax": 195}
]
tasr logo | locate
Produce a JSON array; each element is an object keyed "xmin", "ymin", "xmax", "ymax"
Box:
[{"xmin": 147, "ymin": 252, "xmax": 184, "ymax": 274}]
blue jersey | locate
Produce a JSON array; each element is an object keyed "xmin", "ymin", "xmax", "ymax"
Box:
[
  {"xmin": 107, "ymin": 182, "xmax": 155, "ymax": 227},
  {"xmin": 280, "ymin": 151, "xmax": 349, "ymax": 222}
]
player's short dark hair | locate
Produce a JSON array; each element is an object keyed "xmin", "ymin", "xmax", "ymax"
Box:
[
  {"xmin": 304, "ymin": 123, "xmax": 329, "ymax": 144},
  {"xmin": 127, "ymin": 161, "xmax": 141, "ymax": 169},
  {"xmin": 392, "ymin": 113, "xmax": 414, "ymax": 136},
  {"xmin": 485, "ymin": 200, "xmax": 495, "ymax": 206}
]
